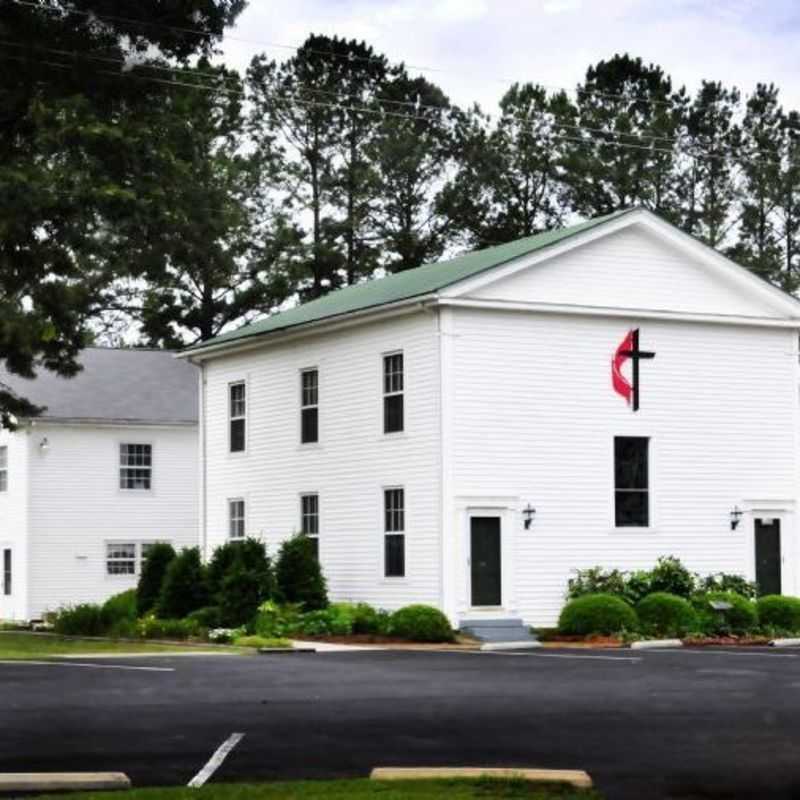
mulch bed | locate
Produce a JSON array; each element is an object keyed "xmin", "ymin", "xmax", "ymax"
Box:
[
  {"xmin": 539, "ymin": 634, "xmax": 625, "ymax": 648},
  {"xmin": 682, "ymin": 635, "xmax": 772, "ymax": 647}
]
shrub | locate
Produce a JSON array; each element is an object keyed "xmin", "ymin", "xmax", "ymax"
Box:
[
  {"xmin": 138, "ymin": 615, "xmax": 204, "ymax": 640},
  {"xmin": 297, "ymin": 604, "xmax": 355, "ymax": 636},
  {"xmin": 275, "ymin": 535, "xmax": 328, "ymax": 611},
  {"xmin": 187, "ymin": 606, "xmax": 222, "ymax": 630},
  {"xmin": 108, "ymin": 618, "xmax": 139, "ymax": 639},
  {"xmin": 390, "ymin": 605, "xmax": 454, "ymax": 642},
  {"xmin": 136, "ymin": 543, "xmax": 176, "ymax": 616},
  {"xmin": 156, "ymin": 547, "xmax": 209, "ymax": 619},
  {"xmin": 648, "ymin": 556, "xmax": 696, "ymax": 599},
  {"xmin": 567, "ymin": 567, "xmax": 628, "ymax": 601},
  {"xmin": 101, "ymin": 589, "xmax": 137, "ymax": 627},
  {"xmin": 253, "ymin": 601, "xmax": 304, "ymax": 638},
  {"xmin": 636, "ymin": 592, "xmax": 697, "ymax": 637},
  {"xmin": 217, "ymin": 544, "xmax": 275, "ymax": 627},
  {"xmin": 756, "ymin": 595, "xmax": 800, "ymax": 632},
  {"xmin": 558, "ymin": 594, "xmax": 638, "ymax": 636},
  {"xmin": 350, "ymin": 602, "xmax": 391, "ymax": 635},
  {"xmin": 692, "ymin": 592, "xmax": 758, "ymax": 635},
  {"xmin": 207, "ymin": 539, "xmax": 274, "ymax": 599},
  {"xmin": 53, "ymin": 604, "xmax": 107, "ymax": 636},
  {"xmin": 697, "ymin": 573, "xmax": 758, "ymax": 599},
  {"xmin": 233, "ymin": 635, "xmax": 290, "ymax": 649}
]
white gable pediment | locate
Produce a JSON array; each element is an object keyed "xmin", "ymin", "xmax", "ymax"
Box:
[{"xmin": 445, "ymin": 212, "xmax": 800, "ymax": 322}]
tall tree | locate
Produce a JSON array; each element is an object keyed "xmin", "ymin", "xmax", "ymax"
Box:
[
  {"xmin": 676, "ymin": 82, "xmax": 741, "ymax": 247},
  {"xmin": 369, "ymin": 72, "xmax": 455, "ymax": 272},
  {"xmin": 0, "ymin": 0, "xmax": 243, "ymax": 425},
  {"xmin": 772, "ymin": 110, "xmax": 800, "ymax": 294},
  {"xmin": 441, "ymin": 84, "xmax": 574, "ymax": 248},
  {"xmin": 563, "ymin": 54, "xmax": 685, "ymax": 219}
]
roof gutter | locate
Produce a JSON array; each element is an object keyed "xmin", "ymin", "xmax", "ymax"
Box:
[{"xmin": 177, "ymin": 293, "xmax": 439, "ymax": 362}]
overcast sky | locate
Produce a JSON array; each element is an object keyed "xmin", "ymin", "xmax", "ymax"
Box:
[{"xmin": 219, "ymin": 0, "xmax": 800, "ymax": 116}]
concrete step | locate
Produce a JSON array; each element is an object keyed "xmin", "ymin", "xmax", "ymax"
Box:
[{"xmin": 459, "ymin": 618, "xmax": 537, "ymax": 643}]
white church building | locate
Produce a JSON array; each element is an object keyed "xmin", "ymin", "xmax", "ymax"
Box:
[
  {"xmin": 183, "ymin": 207, "xmax": 800, "ymax": 629},
  {"xmin": 0, "ymin": 348, "xmax": 199, "ymax": 620}
]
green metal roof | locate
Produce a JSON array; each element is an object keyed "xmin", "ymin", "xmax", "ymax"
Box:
[{"xmin": 184, "ymin": 208, "xmax": 635, "ymax": 355}]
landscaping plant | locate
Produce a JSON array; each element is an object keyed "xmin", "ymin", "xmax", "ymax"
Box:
[
  {"xmin": 136, "ymin": 543, "xmax": 176, "ymax": 616},
  {"xmin": 52, "ymin": 604, "xmax": 108, "ymax": 637},
  {"xmin": 635, "ymin": 592, "xmax": 697, "ymax": 637},
  {"xmin": 156, "ymin": 547, "xmax": 210, "ymax": 619},
  {"xmin": 102, "ymin": 589, "xmax": 138, "ymax": 625},
  {"xmin": 389, "ymin": 604, "xmax": 455, "ymax": 642},
  {"xmin": 275, "ymin": 534, "xmax": 328, "ymax": 611},
  {"xmin": 218, "ymin": 545, "xmax": 275, "ymax": 627},
  {"xmin": 558, "ymin": 594, "xmax": 638, "ymax": 636},
  {"xmin": 697, "ymin": 573, "xmax": 758, "ymax": 599},
  {"xmin": 692, "ymin": 592, "xmax": 758, "ymax": 635},
  {"xmin": 756, "ymin": 595, "xmax": 800, "ymax": 632}
]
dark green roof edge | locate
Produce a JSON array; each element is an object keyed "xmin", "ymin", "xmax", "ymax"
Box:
[{"xmin": 183, "ymin": 207, "xmax": 638, "ymax": 355}]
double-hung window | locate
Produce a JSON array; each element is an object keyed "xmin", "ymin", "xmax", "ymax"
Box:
[
  {"xmin": 301, "ymin": 369, "xmax": 319, "ymax": 444},
  {"xmin": 229, "ymin": 499, "xmax": 246, "ymax": 539},
  {"xmin": 2, "ymin": 549, "xmax": 10, "ymax": 596},
  {"xmin": 0, "ymin": 446, "xmax": 7, "ymax": 492},
  {"xmin": 229, "ymin": 382, "xmax": 246, "ymax": 453},
  {"xmin": 106, "ymin": 542, "xmax": 137, "ymax": 575},
  {"xmin": 301, "ymin": 493, "xmax": 319, "ymax": 559},
  {"xmin": 383, "ymin": 353, "xmax": 404, "ymax": 434},
  {"xmin": 614, "ymin": 436, "xmax": 650, "ymax": 527},
  {"xmin": 384, "ymin": 488, "xmax": 405, "ymax": 577},
  {"xmin": 119, "ymin": 444, "xmax": 152, "ymax": 490}
]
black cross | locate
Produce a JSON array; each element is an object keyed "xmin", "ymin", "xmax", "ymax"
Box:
[{"xmin": 620, "ymin": 328, "xmax": 655, "ymax": 411}]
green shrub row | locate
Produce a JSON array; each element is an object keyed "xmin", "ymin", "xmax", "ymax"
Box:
[
  {"xmin": 558, "ymin": 591, "xmax": 800, "ymax": 638},
  {"xmin": 567, "ymin": 556, "xmax": 758, "ymax": 606}
]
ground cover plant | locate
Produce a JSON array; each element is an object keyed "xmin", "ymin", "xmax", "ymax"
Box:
[{"xmin": 34, "ymin": 778, "xmax": 603, "ymax": 800}]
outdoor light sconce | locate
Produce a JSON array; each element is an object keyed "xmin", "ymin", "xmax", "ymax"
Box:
[
  {"xmin": 523, "ymin": 504, "xmax": 536, "ymax": 530},
  {"xmin": 39, "ymin": 437, "xmax": 49, "ymax": 452},
  {"xmin": 730, "ymin": 506, "xmax": 743, "ymax": 531}
]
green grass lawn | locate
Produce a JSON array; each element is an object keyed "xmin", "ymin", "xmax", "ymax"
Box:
[
  {"xmin": 39, "ymin": 778, "xmax": 602, "ymax": 800},
  {"xmin": 0, "ymin": 632, "xmax": 245, "ymax": 659}
]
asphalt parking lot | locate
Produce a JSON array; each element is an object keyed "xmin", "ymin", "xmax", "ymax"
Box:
[{"xmin": 1, "ymin": 646, "xmax": 799, "ymax": 800}]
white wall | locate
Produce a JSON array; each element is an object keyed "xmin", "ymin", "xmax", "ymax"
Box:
[
  {"xmin": 202, "ymin": 311, "xmax": 442, "ymax": 611},
  {"xmin": 26, "ymin": 423, "xmax": 198, "ymax": 618},
  {"xmin": 445, "ymin": 306, "xmax": 799, "ymax": 627},
  {"xmin": 0, "ymin": 428, "xmax": 30, "ymax": 620}
]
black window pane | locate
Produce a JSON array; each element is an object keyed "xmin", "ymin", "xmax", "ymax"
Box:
[
  {"xmin": 3, "ymin": 549, "xmax": 10, "ymax": 596},
  {"xmin": 301, "ymin": 407, "xmax": 318, "ymax": 444},
  {"xmin": 385, "ymin": 534, "xmax": 405, "ymax": 577},
  {"xmin": 230, "ymin": 418, "xmax": 245, "ymax": 452},
  {"xmin": 384, "ymin": 395, "xmax": 404, "ymax": 433},
  {"xmin": 309, "ymin": 536, "xmax": 319, "ymax": 561},
  {"xmin": 615, "ymin": 491, "xmax": 649, "ymax": 527},
  {"xmin": 614, "ymin": 437, "xmax": 648, "ymax": 489}
]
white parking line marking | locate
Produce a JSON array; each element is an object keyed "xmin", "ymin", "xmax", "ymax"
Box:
[
  {"xmin": 647, "ymin": 649, "xmax": 799, "ymax": 659},
  {"xmin": 445, "ymin": 650, "xmax": 641, "ymax": 663},
  {"xmin": 0, "ymin": 660, "xmax": 174, "ymax": 672},
  {"xmin": 188, "ymin": 733, "xmax": 245, "ymax": 788}
]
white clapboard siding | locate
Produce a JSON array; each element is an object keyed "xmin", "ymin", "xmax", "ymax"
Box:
[
  {"xmin": 447, "ymin": 306, "xmax": 798, "ymax": 626},
  {"xmin": 26, "ymin": 424, "xmax": 198, "ymax": 618},
  {"xmin": 469, "ymin": 225, "xmax": 787, "ymax": 319},
  {"xmin": 0, "ymin": 429, "xmax": 30, "ymax": 620},
  {"xmin": 203, "ymin": 312, "xmax": 442, "ymax": 611}
]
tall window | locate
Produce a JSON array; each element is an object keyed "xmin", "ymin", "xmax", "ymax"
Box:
[
  {"xmin": 614, "ymin": 437, "xmax": 649, "ymax": 527},
  {"xmin": 119, "ymin": 444, "xmax": 152, "ymax": 490},
  {"xmin": 229, "ymin": 499, "xmax": 246, "ymax": 539},
  {"xmin": 0, "ymin": 446, "xmax": 7, "ymax": 492},
  {"xmin": 301, "ymin": 369, "xmax": 319, "ymax": 444},
  {"xmin": 384, "ymin": 488, "xmax": 405, "ymax": 577},
  {"xmin": 2, "ymin": 549, "xmax": 10, "ymax": 596},
  {"xmin": 301, "ymin": 493, "xmax": 319, "ymax": 559},
  {"xmin": 383, "ymin": 353, "xmax": 404, "ymax": 434},
  {"xmin": 229, "ymin": 382, "xmax": 246, "ymax": 453}
]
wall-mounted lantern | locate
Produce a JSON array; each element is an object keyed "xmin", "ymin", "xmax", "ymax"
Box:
[
  {"xmin": 730, "ymin": 506, "xmax": 743, "ymax": 531},
  {"xmin": 523, "ymin": 504, "xmax": 536, "ymax": 530}
]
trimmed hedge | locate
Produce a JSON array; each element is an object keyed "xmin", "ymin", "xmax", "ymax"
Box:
[
  {"xmin": 693, "ymin": 591, "xmax": 758, "ymax": 635},
  {"xmin": 156, "ymin": 547, "xmax": 209, "ymax": 619},
  {"xmin": 275, "ymin": 535, "xmax": 328, "ymax": 611},
  {"xmin": 389, "ymin": 604, "xmax": 454, "ymax": 642},
  {"xmin": 636, "ymin": 592, "xmax": 697, "ymax": 637},
  {"xmin": 757, "ymin": 595, "xmax": 800, "ymax": 632},
  {"xmin": 558, "ymin": 593, "xmax": 638, "ymax": 636},
  {"xmin": 101, "ymin": 589, "xmax": 138, "ymax": 626},
  {"xmin": 136, "ymin": 543, "xmax": 176, "ymax": 616}
]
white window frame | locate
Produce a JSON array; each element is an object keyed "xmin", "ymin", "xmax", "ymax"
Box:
[
  {"xmin": 229, "ymin": 380, "xmax": 247, "ymax": 454},
  {"xmin": 119, "ymin": 443, "xmax": 153, "ymax": 491},
  {"xmin": 611, "ymin": 435, "xmax": 655, "ymax": 532},
  {"xmin": 383, "ymin": 486, "xmax": 406, "ymax": 578},
  {"xmin": 105, "ymin": 540, "xmax": 165, "ymax": 577},
  {"xmin": 229, "ymin": 498, "xmax": 246, "ymax": 540},
  {"xmin": 300, "ymin": 492, "xmax": 319, "ymax": 538},
  {"xmin": 382, "ymin": 351, "xmax": 404, "ymax": 435},
  {"xmin": 300, "ymin": 368, "xmax": 319, "ymax": 445},
  {"xmin": 0, "ymin": 446, "xmax": 8, "ymax": 492}
]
